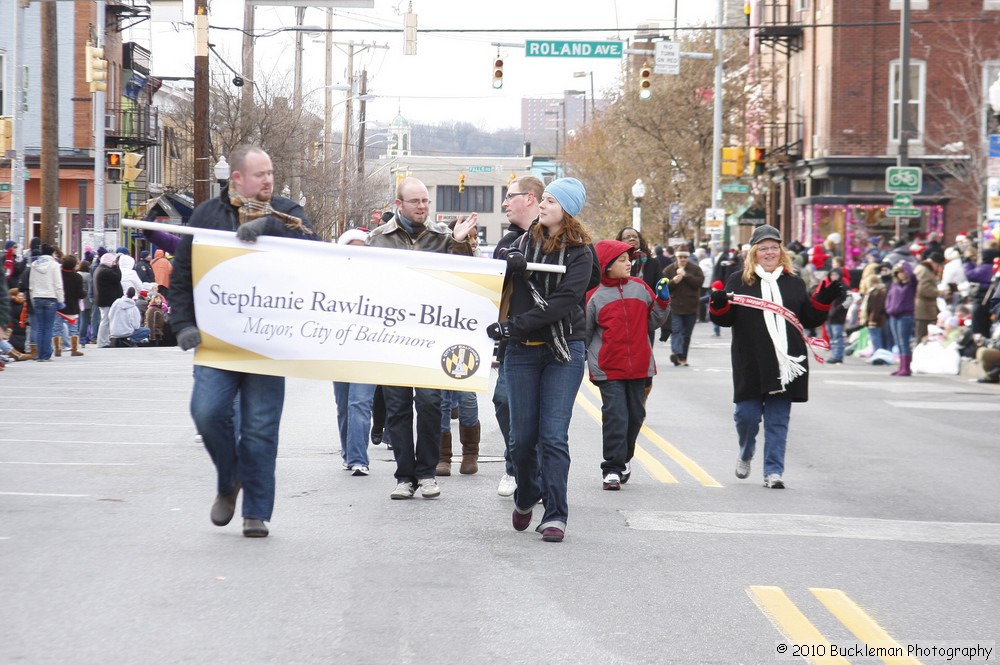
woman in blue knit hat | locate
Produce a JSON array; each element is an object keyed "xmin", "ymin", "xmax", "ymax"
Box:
[{"xmin": 486, "ymin": 177, "xmax": 599, "ymax": 543}]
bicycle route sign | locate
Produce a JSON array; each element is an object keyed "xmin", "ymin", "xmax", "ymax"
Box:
[{"xmin": 885, "ymin": 166, "xmax": 922, "ymax": 194}]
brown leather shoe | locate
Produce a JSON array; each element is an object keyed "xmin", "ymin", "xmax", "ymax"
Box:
[
  {"xmin": 242, "ymin": 518, "xmax": 268, "ymax": 538},
  {"xmin": 210, "ymin": 480, "xmax": 240, "ymax": 526}
]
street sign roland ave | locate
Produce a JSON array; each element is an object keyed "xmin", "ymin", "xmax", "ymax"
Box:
[
  {"xmin": 885, "ymin": 166, "xmax": 922, "ymax": 194},
  {"xmin": 886, "ymin": 207, "xmax": 921, "ymax": 218},
  {"xmin": 525, "ymin": 40, "xmax": 624, "ymax": 58}
]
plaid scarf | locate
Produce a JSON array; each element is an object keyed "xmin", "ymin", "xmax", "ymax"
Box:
[{"xmin": 229, "ymin": 191, "xmax": 313, "ymax": 236}]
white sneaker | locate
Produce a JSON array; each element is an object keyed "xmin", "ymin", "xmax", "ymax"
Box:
[
  {"xmin": 621, "ymin": 462, "xmax": 632, "ymax": 484},
  {"xmin": 764, "ymin": 473, "xmax": 785, "ymax": 489},
  {"xmin": 341, "ymin": 460, "xmax": 351, "ymax": 471},
  {"xmin": 497, "ymin": 473, "xmax": 517, "ymax": 497},
  {"xmin": 418, "ymin": 478, "xmax": 441, "ymax": 499},
  {"xmin": 735, "ymin": 458, "xmax": 751, "ymax": 479},
  {"xmin": 351, "ymin": 465, "xmax": 369, "ymax": 476},
  {"xmin": 602, "ymin": 473, "xmax": 621, "ymax": 490},
  {"xmin": 390, "ymin": 481, "xmax": 415, "ymax": 500},
  {"xmin": 194, "ymin": 434, "xmax": 203, "ymax": 444}
]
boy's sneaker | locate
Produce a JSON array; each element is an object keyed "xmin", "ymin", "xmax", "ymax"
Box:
[
  {"xmin": 497, "ymin": 473, "xmax": 517, "ymax": 497},
  {"xmin": 621, "ymin": 463, "xmax": 631, "ymax": 484},
  {"xmin": 351, "ymin": 465, "xmax": 369, "ymax": 476},
  {"xmin": 418, "ymin": 478, "xmax": 441, "ymax": 499},
  {"xmin": 602, "ymin": 473, "xmax": 621, "ymax": 491},
  {"xmin": 764, "ymin": 474, "xmax": 785, "ymax": 489},
  {"xmin": 341, "ymin": 460, "xmax": 351, "ymax": 471},
  {"xmin": 390, "ymin": 481, "xmax": 415, "ymax": 500},
  {"xmin": 735, "ymin": 458, "xmax": 751, "ymax": 479}
]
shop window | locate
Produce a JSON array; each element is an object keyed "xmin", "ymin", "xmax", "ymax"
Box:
[
  {"xmin": 889, "ymin": 59, "xmax": 925, "ymax": 145},
  {"xmin": 437, "ymin": 185, "xmax": 494, "ymax": 213}
]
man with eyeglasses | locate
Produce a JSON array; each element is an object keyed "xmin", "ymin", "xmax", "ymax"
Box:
[
  {"xmin": 490, "ymin": 176, "xmax": 544, "ymax": 497},
  {"xmin": 367, "ymin": 176, "xmax": 477, "ymax": 501}
]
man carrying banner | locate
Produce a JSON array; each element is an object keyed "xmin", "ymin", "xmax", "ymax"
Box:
[
  {"xmin": 367, "ymin": 177, "xmax": 477, "ymax": 500},
  {"xmin": 170, "ymin": 144, "xmax": 318, "ymax": 538}
]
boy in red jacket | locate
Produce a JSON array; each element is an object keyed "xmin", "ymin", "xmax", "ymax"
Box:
[{"xmin": 585, "ymin": 240, "xmax": 671, "ymax": 490}]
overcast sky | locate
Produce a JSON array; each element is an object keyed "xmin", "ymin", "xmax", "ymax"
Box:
[{"xmin": 132, "ymin": 1, "xmax": 715, "ymax": 131}]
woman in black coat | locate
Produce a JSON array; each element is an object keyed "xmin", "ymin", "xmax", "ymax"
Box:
[{"xmin": 709, "ymin": 225, "xmax": 843, "ymax": 489}]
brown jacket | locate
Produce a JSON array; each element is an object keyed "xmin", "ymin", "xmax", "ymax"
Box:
[
  {"xmin": 914, "ymin": 260, "xmax": 940, "ymax": 321},
  {"xmin": 662, "ymin": 260, "xmax": 704, "ymax": 316}
]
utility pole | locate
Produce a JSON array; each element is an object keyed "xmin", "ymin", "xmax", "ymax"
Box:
[
  {"xmin": 323, "ymin": 8, "xmax": 333, "ymax": 166},
  {"xmin": 338, "ymin": 41, "xmax": 355, "ymax": 237},
  {"xmin": 193, "ymin": 0, "xmax": 210, "ymax": 206},
  {"xmin": 240, "ymin": 1, "xmax": 255, "ymax": 142},
  {"xmin": 356, "ymin": 69, "xmax": 368, "ymax": 176},
  {"xmin": 40, "ymin": 0, "xmax": 59, "ymax": 244},
  {"xmin": 11, "ymin": 0, "xmax": 26, "ymax": 246},
  {"xmin": 291, "ymin": 5, "xmax": 304, "ymax": 202},
  {"xmin": 93, "ymin": 0, "xmax": 107, "ymax": 240},
  {"xmin": 896, "ymin": 0, "xmax": 911, "ymax": 240},
  {"xmin": 710, "ymin": 0, "xmax": 724, "ymax": 213}
]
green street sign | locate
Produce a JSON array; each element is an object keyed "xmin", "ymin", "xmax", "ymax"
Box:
[
  {"xmin": 525, "ymin": 40, "xmax": 623, "ymax": 58},
  {"xmin": 0, "ymin": 183, "xmax": 10, "ymax": 192},
  {"xmin": 886, "ymin": 166, "xmax": 922, "ymax": 194},
  {"xmin": 721, "ymin": 183, "xmax": 750, "ymax": 194},
  {"xmin": 893, "ymin": 193, "xmax": 913, "ymax": 207},
  {"xmin": 887, "ymin": 207, "xmax": 921, "ymax": 218},
  {"xmin": 466, "ymin": 166, "xmax": 492, "ymax": 173}
]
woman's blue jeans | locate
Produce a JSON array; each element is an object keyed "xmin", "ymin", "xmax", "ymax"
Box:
[
  {"xmin": 889, "ymin": 315, "xmax": 915, "ymax": 356},
  {"xmin": 333, "ymin": 381, "xmax": 376, "ymax": 468},
  {"xmin": 440, "ymin": 390, "xmax": 479, "ymax": 431},
  {"xmin": 734, "ymin": 394, "xmax": 792, "ymax": 478},
  {"xmin": 191, "ymin": 366, "xmax": 284, "ymax": 521},
  {"xmin": 31, "ymin": 299, "xmax": 57, "ymax": 360},
  {"xmin": 827, "ymin": 322, "xmax": 845, "ymax": 361},
  {"xmin": 505, "ymin": 340, "xmax": 585, "ymax": 534}
]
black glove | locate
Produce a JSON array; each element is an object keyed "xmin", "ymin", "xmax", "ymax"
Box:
[
  {"xmin": 176, "ymin": 327, "xmax": 202, "ymax": 351},
  {"xmin": 505, "ymin": 250, "xmax": 527, "ymax": 276},
  {"xmin": 709, "ymin": 281, "xmax": 730, "ymax": 310},
  {"xmin": 236, "ymin": 217, "xmax": 271, "ymax": 243},
  {"xmin": 486, "ymin": 321, "xmax": 511, "ymax": 341},
  {"xmin": 814, "ymin": 277, "xmax": 847, "ymax": 305}
]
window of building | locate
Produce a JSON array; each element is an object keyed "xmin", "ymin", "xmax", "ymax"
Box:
[
  {"xmin": 890, "ymin": 0, "xmax": 928, "ymax": 9},
  {"xmin": 889, "ymin": 59, "xmax": 925, "ymax": 144},
  {"xmin": 0, "ymin": 52, "xmax": 6, "ymax": 112},
  {"xmin": 437, "ymin": 185, "xmax": 494, "ymax": 213},
  {"xmin": 987, "ymin": 0, "xmax": 1000, "ymax": 9},
  {"xmin": 985, "ymin": 61, "xmax": 1000, "ymax": 136}
]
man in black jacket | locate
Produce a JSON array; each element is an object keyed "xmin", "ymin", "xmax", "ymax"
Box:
[{"xmin": 170, "ymin": 145, "xmax": 318, "ymax": 538}]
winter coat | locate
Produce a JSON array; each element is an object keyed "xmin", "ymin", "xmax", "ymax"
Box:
[
  {"xmin": 170, "ymin": 186, "xmax": 318, "ymax": 335},
  {"xmin": 913, "ymin": 260, "xmax": 940, "ymax": 321},
  {"xmin": 151, "ymin": 249, "xmax": 172, "ymax": 288},
  {"xmin": 366, "ymin": 211, "xmax": 474, "ymax": 256},
  {"xmin": 939, "ymin": 258, "xmax": 966, "ymax": 291},
  {"xmin": 661, "ymin": 260, "xmax": 704, "ymax": 316},
  {"xmin": 79, "ymin": 270, "xmax": 93, "ymax": 310},
  {"xmin": 145, "ymin": 302, "xmax": 165, "ymax": 339},
  {"xmin": 863, "ymin": 285, "xmax": 887, "ymax": 329},
  {"xmin": 108, "ymin": 295, "xmax": 141, "ymax": 338},
  {"xmin": 60, "ymin": 269, "xmax": 86, "ymax": 316},
  {"xmin": 118, "ymin": 255, "xmax": 144, "ymax": 296},
  {"xmin": 135, "ymin": 258, "xmax": 155, "ymax": 284},
  {"xmin": 585, "ymin": 242, "xmax": 669, "ymax": 382},
  {"xmin": 630, "ymin": 251, "xmax": 661, "ymax": 292},
  {"xmin": 710, "ymin": 269, "xmax": 829, "ymax": 403},
  {"xmin": 885, "ymin": 262, "xmax": 916, "ymax": 318},
  {"xmin": 94, "ymin": 263, "xmax": 123, "ymax": 308},
  {"xmin": 28, "ymin": 255, "xmax": 65, "ymax": 302}
]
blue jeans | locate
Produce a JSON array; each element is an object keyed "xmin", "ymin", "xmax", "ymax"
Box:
[
  {"xmin": 79, "ymin": 308, "xmax": 92, "ymax": 343},
  {"xmin": 598, "ymin": 378, "xmax": 646, "ymax": 476},
  {"xmin": 734, "ymin": 395, "xmax": 792, "ymax": 478},
  {"xmin": 383, "ymin": 385, "xmax": 441, "ymax": 484},
  {"xmin": 191, "ymin": 366, "xmax": 285, "ymax": 521},
  {"xmin": 670, "ymin": 312, "xmax": 697, "ymax": 360},
  {"xmin": 31, "ymin": 299, "xmax": 58, "ymax": 360},
  {"xmin": 492, "ymin": 360, "xmax": 513, "ymax": 476},
  {"xmin": 440, "ymin": 390, "xmax": 479, "ymax": 430},
  {"xmin": 333, "ymin": 381, "xmax": 375, "ymax": 468},
  {"xmin": 868, "ymin": 326, "xmax": 885, "ymax": 352},
  {"xmin": 51, "ymin": 314, "xmax": 74, "ymax": 346},
  {"xmin": 889, "ymin": 315, "xmax": 914, "ymax": 356},
  {"xmin": 828, "ymin": 322, "xmax": 845, "ymax": 361},
  {"xmin": 505, "ymin": 340, "xmax": 585, "ymax": 533}
]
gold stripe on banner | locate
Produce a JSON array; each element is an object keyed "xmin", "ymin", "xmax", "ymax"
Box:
[{"xmin": 192, "ymin": 242, "xmax": 258, "ymax": 286}]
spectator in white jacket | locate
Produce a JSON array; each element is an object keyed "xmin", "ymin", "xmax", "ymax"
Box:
[
  {"xmin": 118, "ymin": 255, "xmax": 145, "ymax": 298},
  {"xmin": 27, "ymin": 244, "xmax": 65, "ymax": 361},
  {"xmin": 108, "ymin": 287, "xmax": 150, "ymax": 347},
  {"xmin": 939, "ymin": 247, "xmax": 967, "ymax": 312}
]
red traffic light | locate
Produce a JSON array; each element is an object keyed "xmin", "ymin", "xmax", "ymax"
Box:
[
  {"xmin": 492, "ymin": 58, "xmax": 504, "ymax": 89},
  {"xmin": 639, "ymin": 65, "xmax": 652, "ymax": 99},
  {"xmin": 106, "ymin": 152, "xmax": 123, "ymax": 167}
]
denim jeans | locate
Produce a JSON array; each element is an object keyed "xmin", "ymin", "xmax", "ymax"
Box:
[
  {"xmin": 191, "ymin": 366, "xmax": 285, "ymax": 521},
  {"xmin": 868, "ymin": 326, "xmax": 885, "ymax": 352},
  {"xmin": 31, "ymin": 299, "xmax": 58, "ymax": 360},
  {"xmin": 51, "ymin": 314, "xmax": 73, "ymax": 346},
  {"xmin": 598, "ymin": 378, "xmax": 646, "ymax": 476},
  {"xmin": 827, "ymin": 322, "xmax": 845, "ymax": 361},
  {"xmin": 333, "ymin": 381, "xmax": 375, "ymax": 468},
  {"xmin": 79, "ymin": 308, "xmax": 92, "ymax": 344},
  {"xmin": 505, "ymin": 339, "xmax": 585, "ymax": 533},
  {"xmin": 492, "ymin": 360, "xmax": 513, "ymax": 475},
  {"xmin": 734, "ymin": 395, "xmax": 792, "ymax": 478},
  {"xmin": 126, "ymin": 327, "xmax": 150, "ymax": 344},
  {"xmin": 383, "ymin": 385, "xmax": 441, "ymax": 484},
  {"xmin": 889, "ymin": 315, "xmax": 914, "ymax": 356},
  {"xmin": 440, "ymin": 390, "xmax": 479, "ymax": 430},
  {"xmin": 670, "ymin": 312, "xmax": 697, "ymax": 360}
]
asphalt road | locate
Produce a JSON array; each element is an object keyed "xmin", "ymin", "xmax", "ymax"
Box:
[{"xmin": 2, "ymin": 322, "xmax": 998, "ymax": 665}]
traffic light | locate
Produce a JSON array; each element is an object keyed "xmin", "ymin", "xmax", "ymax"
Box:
[
  {"xmin": 749, "ymin": 146, "xmax": 766, "ymax": 175},
  {"xmin": 458, "ymin": 173, "xmax": 465, "ymax": 193},
  {"xmin": 122, "ymin": 152, "xmax": 144, "ymax": 183},
  {"xmin": 721, "ymin": 146, "xmax": 745, "ymax": 176},
  {"xmin": 0, "ymin": 118, "xmax": 12, "ymax": 156},
  {"xmin": 639, "ymin": 64, "xmax": 652, "ymax": 100},
  {"xmin": 85, "ymin": 42, "xmax": 108, "ymax": 93},
  {"xmin": 492, "ymin": 58, "xmax": 504, "ymax": 89},
  {"xmin": 106, "ymin": 151, "xmax": 123, "ymax": 181}
]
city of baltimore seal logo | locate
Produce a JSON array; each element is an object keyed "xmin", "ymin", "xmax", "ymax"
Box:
[{"xmin": 441, "ymin": 344, "xmax": 480, "ymax": 380}]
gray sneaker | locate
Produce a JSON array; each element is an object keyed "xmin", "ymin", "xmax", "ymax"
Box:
[
  {"xmin": 418, "ymin": 478, "xmax": 441, "ymax": 499},
  {"xmin": 735, "ymin": 458, "xmax": 751, "ymax": 479},
  {"xmin": 390, "ymin": 481, "xmax": 415, "ymax": 500},
  {"xmin": 764, "ymin": 473, "xmax": 785, "ymax": 489}
]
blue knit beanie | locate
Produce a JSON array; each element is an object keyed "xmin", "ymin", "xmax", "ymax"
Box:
[
  {"xmin": 116, "ymin": 246, "xmax": 129, "ymax": 255},
  {"xmin": 544, "ymin": 177, "xmax": 586, "ymax": 217},
  {"xmin": 4, "ymin": 240, "xmax": 15, "ymax": 250}
]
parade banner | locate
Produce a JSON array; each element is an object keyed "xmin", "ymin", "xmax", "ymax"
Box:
[{"xmin": 189, "ymin": 233, "xmax": 504, "ymax": 392}]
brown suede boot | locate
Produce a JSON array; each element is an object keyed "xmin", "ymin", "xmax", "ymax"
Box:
[
  {"xmin": 53, "ymin": 337, "xmax": 62, "ymax": 357},
  {"xmin": 9, "ymin": 348, "xmax": 29, "ymax": 361},
  {"xmin": 70, "ymin": 336, "xmax": 84, "ymax": 356},
  {"xmin": 436, "ymin": 431, "xmax": 453, "ymax": 476},
  {"xmin": 27, "ymin": 344, "xmax": 38, "ymax": 360},
  {"xmin": 459, "ymin": 422, "xmax": 480, "ymax": 475}
]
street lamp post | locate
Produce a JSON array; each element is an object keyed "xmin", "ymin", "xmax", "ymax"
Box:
[
  {"xmin": 573, "ymin": 71, "xmax": 595, "ymax": 121},
  {"xmin": 213, "ymin": 156, "xmax": 230, "ymax": 199},
  {"xmin": 631, "ymin": 178, "xmax": 646, "ymax": 232},
  {"xmin": 989, "ymin": 72, "xmax": 1000, "ymax": 121}
]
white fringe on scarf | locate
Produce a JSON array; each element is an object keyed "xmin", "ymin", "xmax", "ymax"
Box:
[{"xmin": 755, "ymin": 265, "xmax": 806, "ymax": 392}]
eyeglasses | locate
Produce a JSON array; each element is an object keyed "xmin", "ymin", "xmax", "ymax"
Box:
[
  {"xmin": 757, "ymin": 245, "xmax": 782, "ymax": 253},
  {"xmin": 504, "ymin": 192, "xmax": 530, "ymax": 201},
  {"xmin": 401, "ymin": 198, "xmax": 431, "ymax": 206}
]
